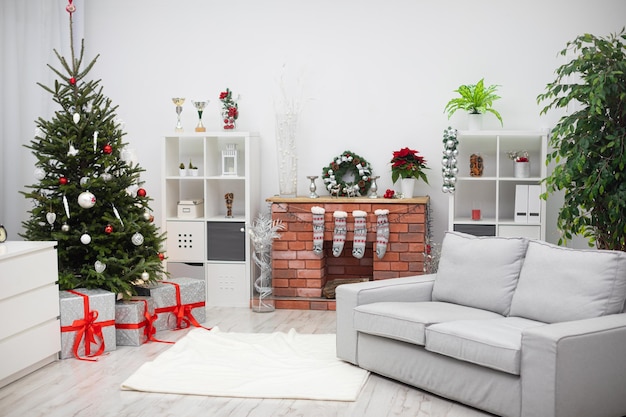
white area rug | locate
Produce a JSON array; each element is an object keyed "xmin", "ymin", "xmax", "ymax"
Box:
[{"xmin": 121, "ymin": 327, "xmax": 369, "ymax": 401}]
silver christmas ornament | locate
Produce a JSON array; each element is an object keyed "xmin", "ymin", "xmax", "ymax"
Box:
[
  {"xmin": 80, "ymin": 233, "xmax": 91, "ymax": 244},
  {"xmin": 131, "ymin": 232, "xmax": 144, "ymax": 246},
  {"xmin": 94, "ymin": 261, "xmax": 106, "ymax": 273}
]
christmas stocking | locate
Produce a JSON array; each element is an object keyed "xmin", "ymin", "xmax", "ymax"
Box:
[
  {"xmin": 352, "ymin": 210, "xmax": 368, "ymax": 259},
  {"xmin": 332, "ymin": 211, "xmax": 348, "ymax": 257},
  {"xmin": 311, "ymin": 206, "xmax": 326, "ymax": 255},
  {"xmin": 375, "ymin": 209, "xmax": 390, "ymax": 259}
]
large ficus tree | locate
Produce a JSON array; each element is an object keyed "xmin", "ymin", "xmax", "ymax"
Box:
[{"xmin": 537, "ymin": 28, "xmax": 626, "ymax": 250}]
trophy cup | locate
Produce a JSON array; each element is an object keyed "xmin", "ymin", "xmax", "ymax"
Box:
[
  {"xmin": 172, "ymin": 97, "xmax": 185, "ymax": 132},
  {"xmin": 192, "ymin": 100, "xmax": 208, "ymax": 132}
]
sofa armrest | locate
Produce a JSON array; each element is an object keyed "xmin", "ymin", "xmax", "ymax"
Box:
[
  {"xmin": 336, "ymin": 274, "xmax": 436, "ymax": 364},
  {"xmin": 521, "ymin": 313, "xmax": 626, "ymax": 417}
]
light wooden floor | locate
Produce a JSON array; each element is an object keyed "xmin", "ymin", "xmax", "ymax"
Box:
[{"xmin": 0, "ymin": 307, "xmax": 493, "ymax": 417}]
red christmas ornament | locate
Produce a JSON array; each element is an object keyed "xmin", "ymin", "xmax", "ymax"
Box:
[
  {"xmin": 137, "ymin": 188, "xmax": 147, "ymax": 197},
  {"xmin": 104, "ymin": 224, "xmax": 113, "ymax": 234},
  {"xmin": 158, "ymin": 253, "xmax": 165, "ymax": 261},
  {"xmin": 103, "ymin": 144, "xmax": 113, "ymax": 154},
  {"xmin": 59, "ymin": 176, "xmax": 68, "ymax": 185},
  {"xmin": 69, "ymin": 77, "xmax": 76, "ymax": 85},
  {"xmin": 149, "ymin": 215, "xmax": 155, "ymax": 223}
]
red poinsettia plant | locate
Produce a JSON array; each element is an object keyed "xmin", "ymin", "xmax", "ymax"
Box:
[{"xmin": 390, "ymin": 147, "xmax": 429, "ymax": 184}]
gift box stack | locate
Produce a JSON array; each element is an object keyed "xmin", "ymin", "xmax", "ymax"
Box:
[
  {"xmin": 135, "ymin": 277, "xmax": 206, "ymax": 331},
  {"xmin": 59, "ymin": 288, "xmax": 116, "ymax": 360},
  {"xmin": 114, "ymin": 296, "xmax": 156, "ymax": 346}
]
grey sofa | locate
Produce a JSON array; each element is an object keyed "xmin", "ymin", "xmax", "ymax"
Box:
[{"xmin": 336, "ymin": 231, "xmax": 626, "ymax": 417}]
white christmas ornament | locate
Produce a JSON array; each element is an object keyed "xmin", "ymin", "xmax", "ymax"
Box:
[
  {"xmin": 46, "ymin": 212, "xmax": 56, "ymax": 225},
  {"xmin": 73, "ymin": 113, "xmax": 80, "ymax": 124},
  {"xmin": 80, "ymin": 233, "xmax": 92, "ymax": 244},
  {"xmin": 141, "ymin": 271, "xmax": 150, "ymax": 281},
  {"xmin": 78, "ymin": 191, "xmax": 96, "ymax": 208},
  {"xmin": 61, "ymin": 223, "xmax": 70, "ymax": 232},
  {"xmin": 68, "ymin": 143, "xmax": 78, "ymax": 156},
  {"xmin": 131, "ymin": 232, "xmax": 144, "ymax": 246},
  {"xmin": 94, "ymin": 261, "xmax": 106, "ymax": 273},
  {"xmin": 34, "ymin": 168, "xmax": 46, "ymax": 180}
]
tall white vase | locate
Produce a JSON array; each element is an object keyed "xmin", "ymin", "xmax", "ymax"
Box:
[
  {"xmin": 400, "ymin": 178, "xmax": 417, "ymax": 198},
  {"xmin": 275, "ymin": 113, "xmax": 298, "ymax": 196}
]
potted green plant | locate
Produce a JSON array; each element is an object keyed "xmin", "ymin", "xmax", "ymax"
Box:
[
  {"xmin": 188, "ymin": 159, "xmax": 198, "ymax": 176},
  {"xmin": 537, "ymin": 28, "xmax": 626, "ymax": 250},
  {"xmin": 444, "ymin": 78, "xmax": 503, "ymax": 129},
  {"xmin": 179, "ymin": 162, "xmax": 187, "ymax": 177}
]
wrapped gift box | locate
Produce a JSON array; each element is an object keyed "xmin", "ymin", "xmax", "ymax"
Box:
[
  {"xmin": 59, "ymin": 288, "xmax": 116, "ymax": 360},
  {"xmin": 115, "ymin": 296, "xmax": 156, "ymax": 346},
  {"xmin": 135, "ymin": 277, "xmax": 206, "ymax": 331}
]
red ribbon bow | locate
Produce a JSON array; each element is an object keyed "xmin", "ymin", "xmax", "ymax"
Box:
[{"xmin": 156, "ymin": 281, "xmax": 211, "ymax": 331}]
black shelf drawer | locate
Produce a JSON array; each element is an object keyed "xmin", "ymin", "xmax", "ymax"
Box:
[
  {"xmin": 207, "ymin": 222, "xmax": 245, "ymax": 261},
  {"xmin": 453, "ymin": 224, "xmax": 496, "ymax": 237}
]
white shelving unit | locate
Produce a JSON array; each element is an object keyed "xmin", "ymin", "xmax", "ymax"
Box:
[
  {"xmin": 162, "ymin": 132, "xmax": 260, "ymax": 307},
  {"xmin": 448, "ymin": 129, "xmax": 549, "ymax": 240}
]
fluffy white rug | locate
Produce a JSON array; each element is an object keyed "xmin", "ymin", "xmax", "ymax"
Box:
[{"xmin": 121, "ymin": 327, "xmax": 369, "ymax": 401}]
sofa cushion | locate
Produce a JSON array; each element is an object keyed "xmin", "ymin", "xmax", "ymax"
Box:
[
  {"xmin": 431, "ymin": 231, "xmax": 529, "ymax": 315},
  {"xmin": 425, "ymin": 317, "xmax": 545, "ymax": 375},
  {"xmin": 353, "ymin": 301, "xmax": 504, "ymax": 346},
  {"xmin": 509, "ymin": 240, "xmax": 626, "ymax": 323}
]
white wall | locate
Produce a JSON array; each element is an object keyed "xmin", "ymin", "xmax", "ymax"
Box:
[{"xmin": 20, "ymin": 0, "xmax": 626, "ymax": 246}]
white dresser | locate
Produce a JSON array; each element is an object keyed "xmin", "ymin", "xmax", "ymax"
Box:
[{"xmin": 0, "ymin": 241, "xmax": 60, "ymax": 388}]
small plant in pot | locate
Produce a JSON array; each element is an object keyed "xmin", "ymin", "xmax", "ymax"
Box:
[
  {"xmin": 188, "ymin": 160, "xmax": 198, "ymax": 176},
  {"xmin": 507, "ymin": 150, "xmax": 530, "ymax": 178},
  {"xmin": 179, "ymin": 162, "xmax": 187, "ymax": 177},
  {"xmin": 444, "ymin": 78, "xmax": 503, "ymax": 129}
]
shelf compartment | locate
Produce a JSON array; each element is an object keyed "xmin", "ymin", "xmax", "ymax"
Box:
[{"xmin": 165, "ymin": 221, "xmax": 206, "ymax": 262}]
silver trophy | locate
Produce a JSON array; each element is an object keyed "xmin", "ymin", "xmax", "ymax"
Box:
[{"xmin": 172, "ymin": 97, "xmax": 185, "ymax": 132}]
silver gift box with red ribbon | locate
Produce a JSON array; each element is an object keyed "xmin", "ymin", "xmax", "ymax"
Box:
[
  {"xmin": 135, "ymin": 277, "xmax": 206, "ymax": 332},
  {"xmin": 114, "ymin": 296, "xmax": 156, "ymax": 346},
  {"xmin": 59, "ymin": 288, "xmax": 116, "ymax": 360}
]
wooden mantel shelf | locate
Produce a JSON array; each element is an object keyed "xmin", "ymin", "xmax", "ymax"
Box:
[{"xmin": 266, "ymin": 196, "xmax": 430, "ymax": 204}]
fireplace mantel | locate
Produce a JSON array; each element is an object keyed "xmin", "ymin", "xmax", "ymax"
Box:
[{"xmin": 267, "ymin": 196, "xmax": 430, "ymax": 310}]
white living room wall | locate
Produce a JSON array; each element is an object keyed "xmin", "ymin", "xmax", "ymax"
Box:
[{"xmin": 2, "ymin": 0, "xmax": 624, "ymax": 247}]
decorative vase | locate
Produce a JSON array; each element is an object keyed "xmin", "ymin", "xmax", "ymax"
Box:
[
  {"xmin": 468, "ymin": 113, "xmax": 483, "ymax": 131},
  {"xmin": 400, "ymin": 177, "xmax": 417, "ymax": 198},
  {"xmin": 222, "ymin": 108, "xmax": 236, "ymax": 130},
  {"xmin": 252, "ymin": 249, "xmax": 275, "ymax": 313},
  {"xmin": 275, "ymin": 112, "xmax": 298, "ymax": 197},
  {"xmin": 514, "ymin": 161, "xmax": 530, "ymax": 178}
]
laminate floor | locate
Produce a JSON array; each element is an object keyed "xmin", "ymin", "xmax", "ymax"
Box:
[{"xmin": 0, "ymin": 307, "xmax": 493, "ymax": 417}]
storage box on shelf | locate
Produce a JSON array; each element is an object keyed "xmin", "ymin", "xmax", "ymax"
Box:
[
  {"xmin": 448, "ymin": 130, "xmax": 548, "ymax": 239},
  {"xmin": 162, "ymin": 132, "xmax": 260, "ymax": 308}
]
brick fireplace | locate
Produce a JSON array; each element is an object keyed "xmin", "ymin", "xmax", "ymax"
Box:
[{"xmin": 267, "ymin": 196, "xmax": 430, "ymax": 310}]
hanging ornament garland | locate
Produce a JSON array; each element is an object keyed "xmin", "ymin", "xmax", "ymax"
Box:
[
  {"xmin": 441, "ymin": 127, "xmax": 459, "ymax": 194},
  {"xmin": 322, "ymin": 150, "xmax": 372, "ymax": 197}
]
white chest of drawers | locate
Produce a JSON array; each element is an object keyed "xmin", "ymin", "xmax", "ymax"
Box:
[{"xmin": 0, "ymin": 241, "xmax": 60, "ymax": 388}]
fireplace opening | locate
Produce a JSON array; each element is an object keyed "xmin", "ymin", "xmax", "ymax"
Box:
[{"xmin": 322, "ymin": 240, "xmax": 373, "ymax": 298}]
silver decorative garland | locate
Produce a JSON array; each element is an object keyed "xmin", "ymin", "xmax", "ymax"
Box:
[{"xmin": 441, "ymin": 127, "xmax": 459, "ymax": 194}]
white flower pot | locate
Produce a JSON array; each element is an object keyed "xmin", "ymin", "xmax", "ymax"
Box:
[
  {"xmin": 468, "ymin": 113, "xmax": 483, "ymax": 131},
  {"xmin": 190, "ymin": 169, "xmax": 199, "ymax": 177},
  {"xmin": 400, "ymin": 178, "xmax": 417, "ymax": 198},
  {"xmin": 514, "ymin": 161, "xmax": 530, "ymax": 178},
  {"xmin": 179, "ymin": 169, "xmax": 187, "ymax": 177}
]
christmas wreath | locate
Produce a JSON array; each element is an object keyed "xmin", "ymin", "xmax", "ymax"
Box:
[{"xmin": 322, "ymin": 150, "xmax": 372, "ymax": 197}]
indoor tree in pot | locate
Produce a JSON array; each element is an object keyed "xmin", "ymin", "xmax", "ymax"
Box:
[
  {"xmin": 537, "ymin": 28, "xmax": 626, "ymax": 250},
  {"xmin": 444, "ymin": 78, "xmax": 503, "ymax": 130}
]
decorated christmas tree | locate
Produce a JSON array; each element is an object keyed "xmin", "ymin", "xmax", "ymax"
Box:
[{"xmin": 20, "ymin": 0, "xmax": 166, "ymax": 297}]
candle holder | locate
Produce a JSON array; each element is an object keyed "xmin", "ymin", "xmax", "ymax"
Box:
[
  {"xmin": 307, "ymin": 176, "xmax": 318, "ymax": 198},
  {"xmin": 369, "ymin": 176, "xmax": 380, "ymax": 198},
  {"xmin": 192, "ymin": 100, "xmax": 208, "ymax": 132},
  {"xmin": 172, "ymin": 97, "xmax": 185, "ymax": 132}
]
